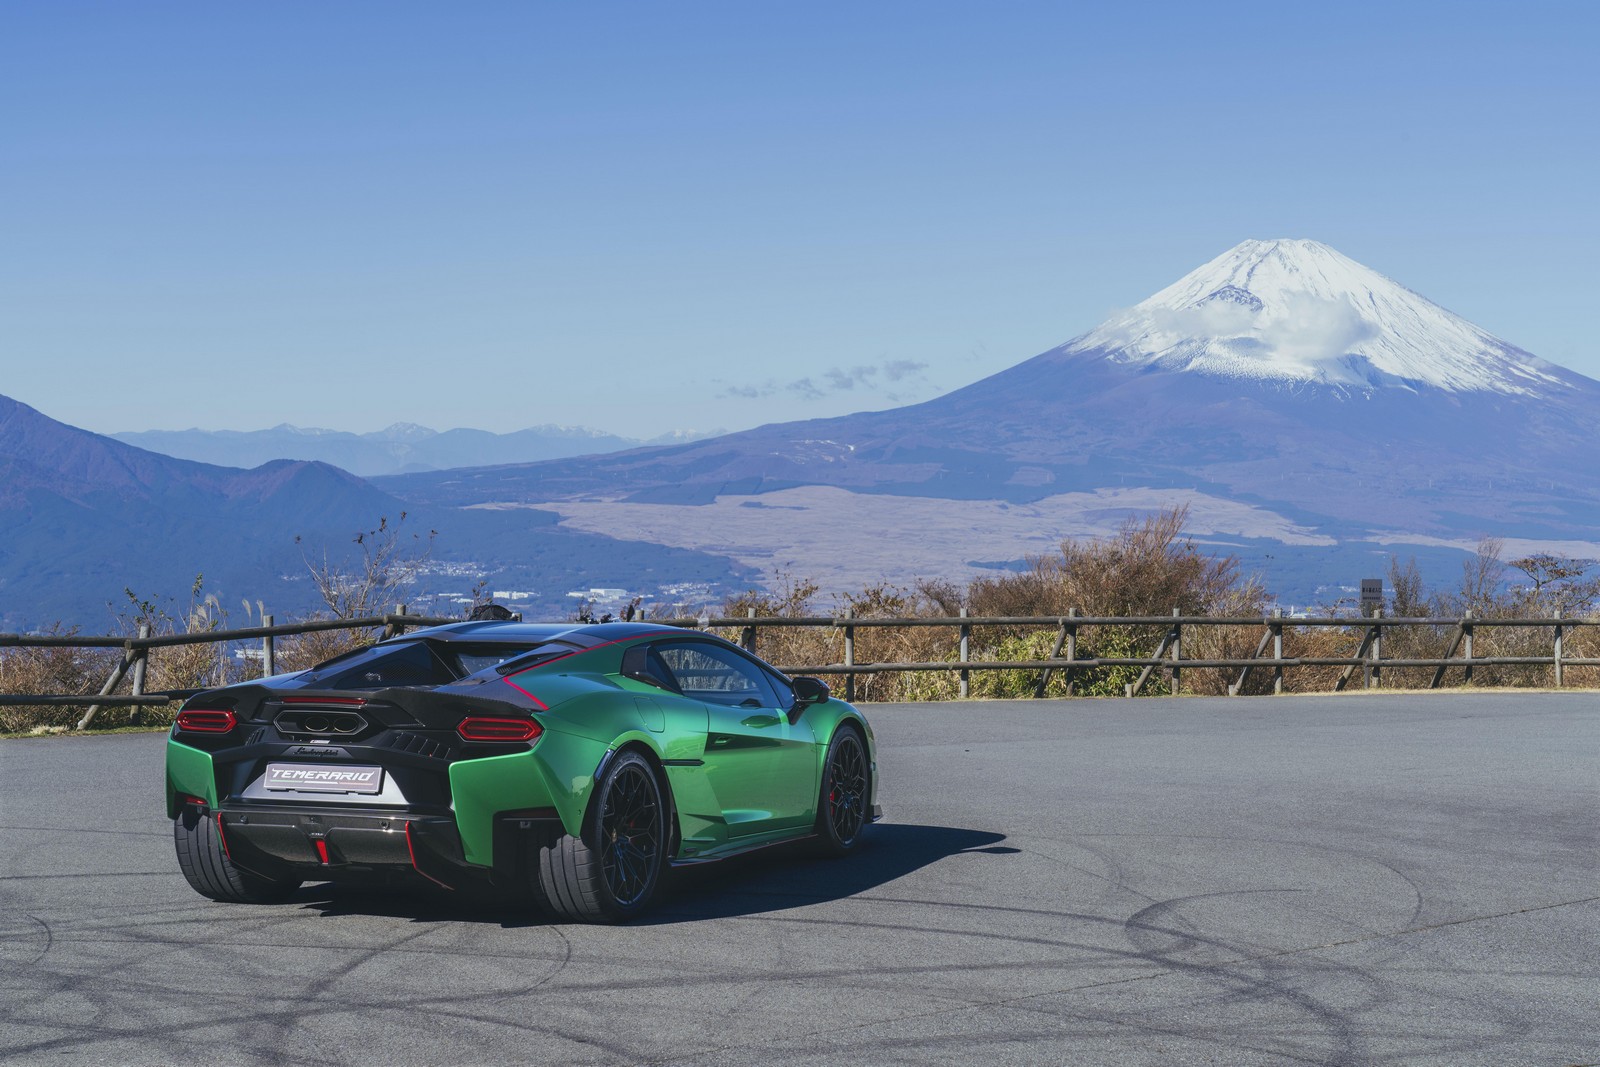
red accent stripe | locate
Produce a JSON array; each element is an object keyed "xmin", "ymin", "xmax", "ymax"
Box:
[
  {"xmin": 501, "ymin": 676, "xmax": 548, "ymax": 709},
  {"xmin": 501, "ymin": 630, "xmax": 675, "ymax": 706},
  {"xmin": 512, "ymin": 631, "xmax": 674, "ymax": 674},
  {"xmin": 404, "ymin": 823, "xmax": 453, "ymax": 891},
  {"xmin": 215, "ymin": 813, "xmax": 232, "ymax": 859}
]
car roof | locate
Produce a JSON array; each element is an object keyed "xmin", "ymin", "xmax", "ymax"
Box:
[{"xmin": 398, "ymin": 620, "xmax": 686, "ymax": 647}]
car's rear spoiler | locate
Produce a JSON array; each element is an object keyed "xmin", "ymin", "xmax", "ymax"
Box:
[{"xmin": 180, "ymin": 684, "xmax": 535, "ymax": 731}]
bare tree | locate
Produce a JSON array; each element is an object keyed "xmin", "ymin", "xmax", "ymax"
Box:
[
  {"xmin": 297, "ymin": 513, "xmax": 437, "ymax": 619},
  {"xmin": 1509, "ymin": 553, "xmax": 1600, "ymax": 615},
  {"xmin": 1386, "ymin": 555, "xmax": 1429, "ymax": 618},
  {"xmin": 1448, "ymin": 536, "xmax": 1507, "ymax": 616}
]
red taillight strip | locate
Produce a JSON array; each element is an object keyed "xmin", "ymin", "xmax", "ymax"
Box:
[
  {"xmin": 405, "ymin": 823, "xmax": 453, "ymax": 891},
  {"xmin": 176, "ymin": 709, "xmax": 236, "ymax": 733},
  {"xmin": 457, "ymin": 716, "xmax": 543, "ymax": 743},
  {"xmin": 314, "ymin": 839, "xmax": 330, "ymax": 865}
]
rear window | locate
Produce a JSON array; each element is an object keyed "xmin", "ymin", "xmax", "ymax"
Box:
[
  {"xmin": 447, "ymin": 644, "xmax": 550, "ymax": 677},
  {"xmin": 493, "ymin": 641, "xmax": 587, "ymax": 676},
  {"xmin": 298, "ymin": 638, "xmax": 568, "ymax": 690},
  {"xmin": 299, "ymin": 641, "xmax": 456, "ymax": 690}
]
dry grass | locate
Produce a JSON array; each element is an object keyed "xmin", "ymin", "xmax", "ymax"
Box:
[{"xmin": 6, "ymin": 510, "xmax": 1600, "ymax": 728}]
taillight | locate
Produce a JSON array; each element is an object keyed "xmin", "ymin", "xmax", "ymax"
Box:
[
  {"xmin": 457, "ymin": 716, "xmax": 542, "ymax": 743},
  {"xmin": 176, "ymin": 709, "xmax": 236, "ymax": 733}
]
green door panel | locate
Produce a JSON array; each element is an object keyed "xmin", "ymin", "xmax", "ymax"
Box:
[{"xmin": 703, "ymin": 704, "xmax": 817, "ymax": 836}]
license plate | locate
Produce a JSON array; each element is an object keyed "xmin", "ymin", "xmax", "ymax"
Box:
[{"xmin": 264, "ymin": 763, "xmax": 384, "ymax": 795}]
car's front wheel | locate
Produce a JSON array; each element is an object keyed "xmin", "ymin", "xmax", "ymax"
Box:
[
  {"xmin": 533, "ymin": 750, "xmax": 667, "ymax": 923},
  {"xmin": 173, "ymin": 807, "xmax": 301, "ymax": 904},
  {"xmin": 814, "ymin": 724, "xmax": 869, "ymax": 855}
]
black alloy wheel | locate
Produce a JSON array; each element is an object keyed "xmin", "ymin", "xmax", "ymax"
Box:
[
  {"xmin": 599, "ymin": 759, "xmax": 663, "ymax": 907},
  {"xmin": 533, "ymin": 749, "xmax": 668, "ymax": 922},
  {"xmin": 816, "ymin": 726, "xmax": 868, "ymax": 854}
]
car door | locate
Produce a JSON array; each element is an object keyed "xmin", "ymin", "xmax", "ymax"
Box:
[{"xmin": 653, "ymin": 640, "xmax": 817, "ymax": 837}]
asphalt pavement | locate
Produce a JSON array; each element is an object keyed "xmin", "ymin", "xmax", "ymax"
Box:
[{"xmin": 1, "ymin": 692, "xmax": 1596, "ymax": 1066}]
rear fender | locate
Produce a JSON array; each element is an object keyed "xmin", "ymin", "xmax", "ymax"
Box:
[{"xmin": 166, "ymin": 739, "xmax": 217, "ymax": 818}]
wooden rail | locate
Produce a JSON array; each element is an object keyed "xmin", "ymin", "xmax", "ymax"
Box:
[{"xmin": 3, "ymin": 609, "xmax": 1597, "ymax": 726}]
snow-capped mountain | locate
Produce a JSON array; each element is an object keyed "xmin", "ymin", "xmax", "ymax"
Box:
[
  {"xmin": 1074, "ymin": 239, "xmax": 1567, "ymax": 396},
  {"xmin": 377, "ymin": 239, "xmax": 1600, "ymax": 599}
]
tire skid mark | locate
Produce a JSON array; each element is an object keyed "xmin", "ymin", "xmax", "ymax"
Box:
[
  {"xmin": 1, "ymin": 964, "xmax": 649, "ymax": 1064},
  {"xmin": 12, "ymin": 893, "xmax": 1592, "ymax": 1013},
  {"xmin": 1063, "ymin": 829, "xmax": 1432, "ymax": 927},
  {"xmin": 24, "ymin": 912, "xmax": 53, "ymax": 965},
  {"xmin": 0, "ymin": 823, "xmax": 167, "ymax": 838},
  {"xmin": 0, "ymin": 910, "xmax": 54, "ymax": 967},
  {"xmin": 1, "ymin": 871, "xmax": 174, "ymax": 881}
]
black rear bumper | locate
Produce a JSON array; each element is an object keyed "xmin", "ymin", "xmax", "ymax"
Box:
[
  {"xmin": 218, "ymin": 803, "xmax": 467, "ymax": 890},
  {"xmin": 215, "ymin": 800, "xmax": 563, "ymax": 892}
]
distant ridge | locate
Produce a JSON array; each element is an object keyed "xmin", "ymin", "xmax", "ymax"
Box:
[
  {"xmin": 0, "ymin": 394, "xmax": 752, "ymax": 630},
  {"xmin": 111, "ymin": 422, "xmax": 724, "ymax": 476}
]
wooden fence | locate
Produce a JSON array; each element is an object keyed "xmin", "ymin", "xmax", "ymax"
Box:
[{"xmin": 2, "ymin": 608, "xmax": 1597, "ymax": 728}]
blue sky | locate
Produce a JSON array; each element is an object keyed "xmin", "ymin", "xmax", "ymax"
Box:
[{"xmin": 3, "ymin": 2, "xmax": 1595, "ymax": 438}]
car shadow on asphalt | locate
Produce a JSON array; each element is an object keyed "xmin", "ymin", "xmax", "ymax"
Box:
[
  {"xmin": 644, "ymin": 823, "xmax": 1016, "ymax": 924},
  {"xmin": 287, "ymin": 823, "xmax": 1013, "ymax": 927}
]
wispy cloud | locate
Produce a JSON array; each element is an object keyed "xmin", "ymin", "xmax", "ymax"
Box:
[{"xmin": 719, "ymin": 358, "xmax": 934, "ymax": 403}]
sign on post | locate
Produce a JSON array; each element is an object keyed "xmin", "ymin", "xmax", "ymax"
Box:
[{"xmin": 1360, "ymin": 578, "xmax": 1383, "ymax": 616}]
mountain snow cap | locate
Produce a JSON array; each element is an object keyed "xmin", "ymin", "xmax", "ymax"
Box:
[{"xmin": 1069, "ymin": 238, "xmax": 1565, "ymax": 395}]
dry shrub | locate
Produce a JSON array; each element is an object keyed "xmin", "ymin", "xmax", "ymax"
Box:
[
  {"xmin": 0, "ymin": 629, "xmax": 120, "ymax": 732},
  {"xmin": 732, "ymin": 507, "xmax": 1268, "ymax": 700},
  {"xmin": 965, "ymin": 506, "xmax": 1265, "ymax": 697}
]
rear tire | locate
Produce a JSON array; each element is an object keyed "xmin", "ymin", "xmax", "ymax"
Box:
[
  {"xmin": 815, "ymin": 725, "xmax": 869, "ymax": 856},
  {"xmin": 173, "ymin": 807, "xmax": 301, "ymax": 904},
  {"xmin": 533, "ymin": 750, "xmax": 667, "ymax": 923}
]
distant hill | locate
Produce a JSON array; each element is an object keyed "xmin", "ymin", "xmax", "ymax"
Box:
[
  {"xmin": 376, "ymin": 240, "xmax": 1600, "ymax": 603},
  {"xmin": 0, "ymin": 396, "xmax": 751, "ymax": 631},
  {"xmin": 110, "ymin": 422, "xmax": 723, "ymax": 476}
]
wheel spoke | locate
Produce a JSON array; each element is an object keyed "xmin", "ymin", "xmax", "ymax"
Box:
[
  {"xmin": 826, "ymin": 734, "xmax": 867, "ymax": 843},
  {"xmin": 600, "ymin": 764, "xmax": 660, "ymax": 906}
]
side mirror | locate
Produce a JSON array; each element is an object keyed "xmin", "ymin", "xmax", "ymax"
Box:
[{"xmin": 793, "ymin": 676, "xmax": 830, "ymax": 706}]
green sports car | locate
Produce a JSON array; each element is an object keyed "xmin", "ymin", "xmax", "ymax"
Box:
[{"xmin": 165, "ymin": 621, "xmax": 879, "ymax": 921}]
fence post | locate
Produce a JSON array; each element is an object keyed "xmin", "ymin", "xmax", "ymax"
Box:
[
  {"xmin": 742, "ymin": 607, "xmax": 757, "ymax": 653},
  {"xmin": 1036, "ymin": 611, "xmax": 1073, "ymax": 698},
  {"xmin": 843, "ymin": 607, "xmax": 855, "ymax": 704},
  {"xmin": 1065, "ymin": 608, "xmax": 1078, "ymax": 696},
  {"xmin": 77, "ymin": 641, "xmax": 138, "ymax": 730},
  {"xmin": 1369, "ymin": 610, "xmax": 1381, "ymax": 689},
  {"xmin": 383, "ymin": 604, "xmax": 408, "ymax": 641},
  {"xmin": 1553, "ymin": 606, "xmax": 1564, "ymax": 688},
  {"xmin": 1463, "ymin": 609, "xmax": 1474, "ymax": 684},
  {"xmin": 262, "ymin": 614, "xmax": 275, "ymax": 678},
  {"xmin": 958, "ymin": 607, "xmax": 970, "ymax": 699},
  {"xmin": 1272, "ymin": 608, "xmax": 1284, "ymax": 695},
  {"xmin": 128, "ymin": 623, "xmax": 150, "ymax": 726},
  {"xmin": 1170, "ymin": 607, "xmax": 1181, "ymax": 695}
]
